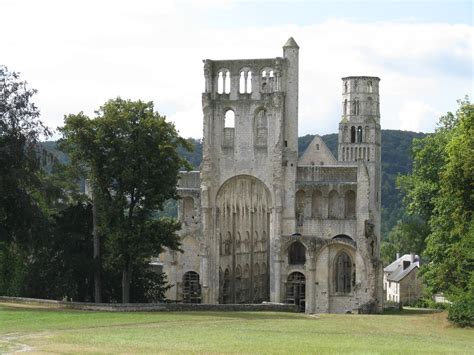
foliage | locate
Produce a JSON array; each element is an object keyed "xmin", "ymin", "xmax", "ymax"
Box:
[
  {"xmin": 0, "ymin": 66, "xmax": 51, "ymax": 246},
  {"xmin": 398, "ymin": 98, "xmax": 474, "ymax": 326},
  {"xmin": 59, "ymin": 98, "xmax": 191, "ymax": 302},
  {"xmin": 448, "ymin": 275, "xmax": 474, "ymax": 327},
  {"xmin": 381, "ymin": 215, "xmax": 429, "ymax": 265}
]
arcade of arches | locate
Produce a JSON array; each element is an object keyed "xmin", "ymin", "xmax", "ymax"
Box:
[{"xmin": 216, "ymin": 176, "xmax": 271, "ymax": 303}]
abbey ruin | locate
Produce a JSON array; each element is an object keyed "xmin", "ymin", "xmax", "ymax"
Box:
[{"xmin": 159, "ymin": 38, "xmax": 383, "ymax": 313}]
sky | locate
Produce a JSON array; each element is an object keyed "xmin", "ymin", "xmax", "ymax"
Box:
[{"xmin": 1, "ymin": 0, "xmax": 472, "ymax": 139}]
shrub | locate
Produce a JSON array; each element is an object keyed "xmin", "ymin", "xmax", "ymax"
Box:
[{"xmin": 448, "ymin": 289, "xmax": 474, "ymax": 327}]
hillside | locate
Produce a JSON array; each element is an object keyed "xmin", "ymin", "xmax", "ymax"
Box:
[{"xmin": 41, "ymin": 130, "xmax": 426, "ymax": 239}]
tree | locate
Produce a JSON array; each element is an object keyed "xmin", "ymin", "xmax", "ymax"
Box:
[
  {"xmin": 398, "ymin": 98, "xmax": 473, "ymax": 326},
  {"xmin": 0, "ymin": 66, "xmax": 51, "ymax": 246},
  {"xmin": 381, "ymin": 215, "xmax": 429, "ymax": 265},
  {"xmin": 59, "ymin": 98, "xmax": 191, "ymax": 303}
]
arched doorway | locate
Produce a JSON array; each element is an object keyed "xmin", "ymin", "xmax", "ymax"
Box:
[
  {"xmin": 286, "ymin": 272, "xmax": 306, "ymax": 312},
  {"xmin": 182, "ymin": 271, "xmax": 201, "ymax": 304}
]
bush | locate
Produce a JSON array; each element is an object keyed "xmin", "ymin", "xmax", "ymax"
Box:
[{"xmin": 448, "ymin": 290, "xmax": 474, "ymax": 327}]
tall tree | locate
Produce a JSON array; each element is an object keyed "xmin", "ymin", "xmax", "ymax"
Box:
[
  {"xmin": 0, "ymin": 66, "xmax": 51, "ymax": 246},
  {"xmin": 59, "ymin": 98, "xmax": 191, "ymax": 302},
  {"xmin": 398, "ymin": 99, "xmax": 473, "ymax": 326}
]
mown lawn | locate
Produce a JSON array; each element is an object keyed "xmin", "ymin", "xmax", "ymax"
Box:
[{"xmin": 0, "ymin": 303, "xmax": 472, "ymax": 354}]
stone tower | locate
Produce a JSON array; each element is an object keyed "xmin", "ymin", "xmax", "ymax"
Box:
[
  {"xmin": 338, "ymin": 76, "xmax": 383, "ymax": 311},
  {"xmin": 198, "ymin": 38, "xmax": 300, "ymax": 304}
]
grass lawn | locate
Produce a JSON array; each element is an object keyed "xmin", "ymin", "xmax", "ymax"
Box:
[{"xmin": 0, "ymin": 303, "xmax": 472, "ymax": 354}]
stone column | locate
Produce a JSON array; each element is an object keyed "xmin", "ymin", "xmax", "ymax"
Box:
[
  {"xmin": 270, "ymin": 206, "xmax": 283, "ymax": 302},
  {"xmin": 307, "ymin": 254, "xmax": 316, "ymax": 313}
]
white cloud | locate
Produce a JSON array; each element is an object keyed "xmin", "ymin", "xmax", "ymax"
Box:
[
  {"xmin": 398, "ymin": 101, "xmax": 442, "ymax": 132},
  {"xmin": 1, "ymin": 2, "xmax": 471, "ymax": 139}
]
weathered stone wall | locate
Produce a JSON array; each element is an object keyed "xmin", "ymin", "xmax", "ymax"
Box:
[{"xmin": 0, "ymin": 297, "xmax": 297, "ymax": 312}]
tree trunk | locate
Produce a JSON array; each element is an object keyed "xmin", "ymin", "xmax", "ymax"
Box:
[
  {"xmin": 122, "ymin": 263, "xmax": 132, "ymax": 303},
  {"xmin": 92, "ymin": 185, "xmax": 102, "ymax": 303}
]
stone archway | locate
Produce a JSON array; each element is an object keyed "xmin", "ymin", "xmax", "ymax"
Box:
[{"xmin": 216, "ymin": 175, "xmax": 271, "ymax": 303}]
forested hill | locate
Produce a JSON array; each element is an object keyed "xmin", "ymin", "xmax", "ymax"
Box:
[{"xmin": 42, "ymin": 129, "xmax": 425, "ymax": 239}]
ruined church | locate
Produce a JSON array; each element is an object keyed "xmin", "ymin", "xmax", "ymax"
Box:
[{"xmin": 159, "ymin": 38, "xmax": 383, "ymax": 313}]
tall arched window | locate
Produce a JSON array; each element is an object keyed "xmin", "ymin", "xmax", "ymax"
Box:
[
  {"xmin": 344, "ymin": 99, "xmax": 348, "ymax": 115},
  {"xmin": 312, "ymin": 190, "xmax": 322, "ymax": 218},
  {"xmin": 344, "ymin": 190, "xmax": 356, "ymax": 218},
  {"xmin": 367, "ymin": 81, "xmax": 373, "ymax": 93},
  {"xmin": 223, "ymin": 268, "xmax": 231, "ymax": 303},
  {"xmin": 350, "ymin": 126, "xmax": 356, "ymax": 143},
  {"xmin": 295, "ymin": 190, "xmax": 305, "ymax": 226},
  {"xmin": 335, "ymin": 252, "xmax": 352, "ymax": 294},
  {"xmin": 224, "ymin": 71, "xmax": 231, "ymax": 94},
  {"xmin": 344, "ymin": 81, "xmax": 348, "ymax": 93},
  {"xmin": 288, "ymin": 241, "xmax": 306, "ymax": 265},
  {"xmin": 183, "ymin": 196, "xmax": 194, "ymax": 224},
  {"xmin": 217, "ymin": 71, "xmax": 224, "ymax": 94},
  {"xmin": 352, "ymin": 99, "xmax": 360, "ymax": 115},
  {"xmin": 255, "ymin": 108, "xmax": 267, "ymax": 147},
  {"xmin": 357, "ymin": 126, "xmax": 363, "ymax": 143},
  {"xmin": 328, "ymin": 190, "xmax": 339, "ymax": 219},
  {"xmin": 224, "ymin": 110, "xmax": 235, "ymax": 128},
  {"xmin": 235, "ymin": 265, "xmax": 242, "ymax": 303}
]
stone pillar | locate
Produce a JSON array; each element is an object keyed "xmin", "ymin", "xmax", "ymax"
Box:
[
  {"xmin": 307, "ymin": 254, "xmax": 316, "ymax": 313},
  {"xmin": 270, "ymin": 206, "xmax": 283, "ymax": 302}
]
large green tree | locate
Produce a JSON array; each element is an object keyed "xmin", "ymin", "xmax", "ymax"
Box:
[
  {"xmin": 398, "ymin": 99, "xmax": 473, "ymax": 325},
  {"xmin": 59, "ymin": 98, "xmax": 191, "ymax": 303},
  {"xmin": 0, "ymin": 66, "xmax": 51, "ymax": 246}
]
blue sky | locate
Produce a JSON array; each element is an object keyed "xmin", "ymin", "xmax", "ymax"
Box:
[{"xmin": 1, "ymin": 0, "xmax": 472, "ymax": 138}]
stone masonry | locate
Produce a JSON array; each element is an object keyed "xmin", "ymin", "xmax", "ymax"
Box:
[{"xmin": 159, "ymin": 38, "xmax": 383, "ymax": 313}]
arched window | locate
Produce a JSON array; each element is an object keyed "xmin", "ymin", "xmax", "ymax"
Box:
[
  {"xmin": 344, "ymin": 99, "xmax": 348, "ymax": 115},
  {"xmin": 255, "ymin": 108, "xmax": 267, "ymax": 147},
  {"xmin": 224, "ymin": 110, "xmax": 235, "ymax": 128},
  {"xmin": 236, "ymin": 232, "xmax": 241, "ymax": 254},
  {"xmin": 225, "ymin": 71, "xmax": 231, "ymax": 94},
  {"xmin": 352, "ymin": 99, "xmax": 360, "ymax": 115},
  {"xmin": 222, "ymin": 268, "xmax": 231, "ymax": 303},
  {"xmin": 182, "ymin": 271, "xmax": 201, "ymax": 303},
  {"xmin": 235, "ymin": 265, "xmax": 242, "ymax": 303},
  {"xmin": 311, "ymin": 190, "xmax": 322, "ymax": 218},
  {"xmin": 239, "ymin": 71, "xmax": 246, "ymax": 94},
  {"xmin": 367, "ymin": 81, "xmax": 373, "ymax": 93},
  {"xmin": 343, "ymin": 125, "xmax": 348, "ymax": 142},
  {"xmin": 223, "ymin": 110, "xmax": 235, "ymax": 148},
  {"xmin": 295, "ymin": 190, "xmax": 305, "ymax": 226},
  {"xmin": 335, "ymin": 252, "xmax": 352, "ymax": 294},
  {"xmin": 357, "ymin": 126, "xmax": 363, "ymax": 143},
  {"xmin": 217, "ymin": 71, "xmax": 224, "ymax": 94},
  {"xmin": 183, "ymin": 196, "xmax": 194, "ymax": 224},
  {"xmin": 345, "ymin": 190, "xmax": 356, "ymax": 218},
  {"xmin": 243, "ymin": 264, "xmax": 250, "ymax": 302},
  {"xmin": 288, "ymin": 241, "xmax": 306, "ymax": 265},
  {"xmin": 239, "ymin": 69, "xmax": 252, "ymax": 94},
  {"xmin": 328, "ymin": 190, "xmax": 339, "ymax": 219},
  {"xmin": 246, "ymin": 71, "xmax": 252, "ymax": 93},
  {"xmin": 350, "ymin": 126, "xmax": 356, "ymax": 143},
  {"xmin": 344, "ymin": 81, "xmax": 348, "ymax": 93},
  {"xmin": 254, "ymin": 263, "xmax": 260, "ymax": 301}
]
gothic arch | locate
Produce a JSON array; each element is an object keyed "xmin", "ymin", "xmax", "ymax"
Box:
[
  {"xmin": 215, "ymin": 175, "xmax": 271, "ymax": 304},
  {"xmin": 333, "ymin": 251, "xmax": 354, "ymax": 295}
]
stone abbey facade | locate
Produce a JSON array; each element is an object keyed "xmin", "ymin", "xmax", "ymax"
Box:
[{"xmin": 159, "ymin": 38, "xmax": 383, "ymax": 313}]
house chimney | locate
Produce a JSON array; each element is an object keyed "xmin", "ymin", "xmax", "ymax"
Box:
[
  {"xmin": 410, "ymin": 252, "xmax": 415, "ymax": 263},
  {"xmin": 396, "ymin": 252, "xmax": 400, "ymax": 260}
]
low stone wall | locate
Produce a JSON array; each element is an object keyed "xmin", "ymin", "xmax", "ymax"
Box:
[{"xmin": 0, "ymin": 296, "xmax": 298, "ymax": 313}]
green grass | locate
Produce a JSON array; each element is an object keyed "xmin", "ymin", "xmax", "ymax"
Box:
[{"xmin": 0, "ymin": 303, "xmax": 472, "ymax": 354}]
